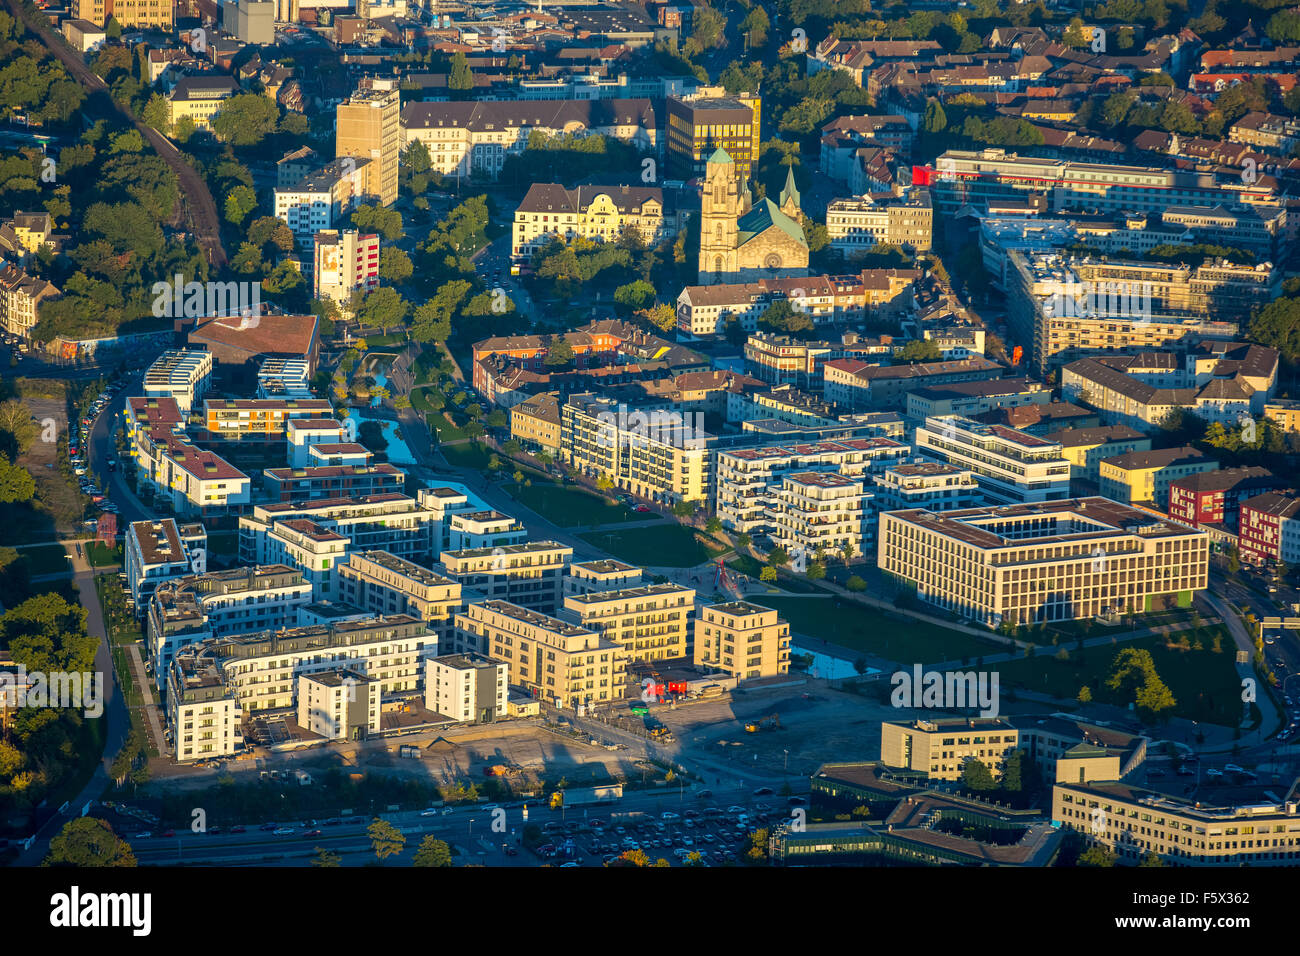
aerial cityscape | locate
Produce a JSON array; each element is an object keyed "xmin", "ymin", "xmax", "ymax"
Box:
[{"xmin": 0, "ymin": 0, "xmax": 1298, "ymax": 907}]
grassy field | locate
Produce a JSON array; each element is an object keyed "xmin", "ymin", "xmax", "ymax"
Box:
[
  {"xmin": 503, "ymin": 481, "xmax": 636, "ymax": 527},
  {"xmin": 580, "ymin": 524, "xmax": 727, "ymax": 568},
  {"xmin": 440, "ymin": 441, "xmax": 491, "ymax": 468},
  {"xmin": 996, "ymin": 627, "xmax": 1243, "ymax": 726},
  {"xmin": 758, "ymin": 595, "xmax": 1002, "ymax": 665}
]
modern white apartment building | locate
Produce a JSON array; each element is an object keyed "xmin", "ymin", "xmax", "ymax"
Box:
[
  {"xmin": 877, "ymin": 497, "xmax": 1209, "ymax": 626},
  {"xmin": 424, "ymin": 654, "xmax": 508, "ymax": 722},
  {"xmin": 437, "ymin": 541, "xmax": 573, "ymax": 614},
  {"xmin": 274, "ymin": 158, "xmax": 371, "ymax": 252},
  {"xmin": 260, "ymin": 519, "xmax": 350, "ymax": 599},
  {"xmin": 286, "ymin": 418, "xmax": 350, "ymax": 466},
  {"xmin": 715, "ymin": 437, "xmax": 908, "ymax": 534},
  {"xmin": 151, "ymin": 439, "xmax": 252, "ymax": 518},
  {"xmin": 142, "ymin": 349, "xmax": 213, "ymax": 415},
  {"xmin": 239, "ymin": 494, "xmax": 442, "ymax": 568},
  {"xmin": 336, "ymin": 550, "xmax": 463, "ymax": 643},
  {"xmin": 124, "ymin": 519, "xmax": 205, "ymax": 614},
  {"xmin": 452, "ymin": 600, "xmax": 627, "ymax": 710},
  {"xmin": 297, "ymin": 668, "xmax": 380, "ymax": 741},
  {"xmin": 769, "ymin": 471, "xmax": 874, "ymax": 561},
  {"xmin": 148, "ymin": 565, "xmax": 314, "ymax": 684},
  {"xmin": 198, "ymin": 613, "xmax": 436, "ymax": 714},
  {"xmin": 915, "ymin": 415, "xmax": 1071, "ymax": 504},
  {"xmin": 873, "ymin": 461, "xmax": 982, "ymax": 513},
  {"xmin": 561, "ymin": 582, "xmax": 696, "ymax": 662},
  {"xmin": 313, "ymin": 229, "xmax": 380, "ymax": 306},
  {"xmin": 257, "ymin": 358, "xmax": 314, "ymax": 400},
  {"xmin": 825, "ymin": 189, "xmax": 933, "ymax": 253},
  {"xmin": 167, "ymin": 648, "xmax": 241, "ymax": 762},
  {"xmin": 447, "ymin": 510, "xmax": 527, "ymax": 552}
]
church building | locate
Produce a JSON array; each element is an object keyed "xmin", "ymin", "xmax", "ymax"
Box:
[{"xmin": 697, "ymin": 148, "xmax": 810, "ymax": 285}]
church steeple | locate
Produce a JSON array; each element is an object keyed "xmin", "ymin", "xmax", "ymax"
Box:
[{"xmin": 779, "ymin": 166, "xmax": 801, "ymax": 221}]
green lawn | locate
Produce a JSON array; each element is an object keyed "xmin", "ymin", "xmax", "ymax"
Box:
[
  {"xmin": 580, "ymin": 524, "xmax": 727, "ymax": 568},
  {"xmin": 758, "ymin": 596, "xmax": 1002, "ymax": 665},
  {"xmin": 432, "ymin": 414, "xmax": 473, "ymax": 443},
  {"xmin": 996, "ymin": 628, "xmax": 1243, "ymax": 727},
  {"xmin": 440, "ymin": 441, "xmax": 491, "ymax": 468},
  {"xmin": 86, "ymin": 540, "xmax": 122, "ymax": 567},
  {"xmin": 503, "ymin": 481, "xmax": 636, "ymax": 527}
]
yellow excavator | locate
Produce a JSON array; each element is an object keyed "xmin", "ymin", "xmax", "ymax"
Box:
[{"xmin": 744, "ymin": 713, "xmax": 781, "ymax": 733}]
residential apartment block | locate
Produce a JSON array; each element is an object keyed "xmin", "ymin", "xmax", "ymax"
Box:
[
  {"xmin": 915, "ymin": 416, "xmax": 1072, "ymax": 504},
  {"xmin": 826, "ymin": 189, "xmax": 933, "ymax": 254},
  {"xmin": 313, "ymin": 229, "xmax": 380, "ymax": 306},
  {"xmin": 1098, "ymin": 446, "xmax": 1218, "ymax": 509},
  {"xmin": 452, "ymin": 600, "xmax": 626, "ymax": 710},
  {"xmin": 561, "ymin": 582, "xmax": 695, "ymax": 663},
  {"xmin": 694, "ymin": 601, "xmax": 790, "ymax": 680},
  {"xmin": 1238, "ymin": 493, "xmax": 1300, "ymax": 566},
  {"xmin": 511, "ymin": 183, "xmax": 686, "ymax": 268},
  {"xmin": 437, "ymin": 541, "xmax": 572, "ymax": 614},
  {"xmin": 425, "ymin": 654, "xmax": 508, "ymax": 723},
  {"xmin": 337, "ymin": 550, "xmax": 463, "ymax": 642},
  {"xmin": 882, "ymin": 718, "xmax": 1021, "ymax": 782},
  {"xmin": 0, "ymin": 259, "xmax": 59, "ymax": 340},
  {"xmin": 143, "ymin": 349, "xmax": 213, "ymax": 415},
  {"xmin": 822, "ymin": 356, "xmax": 1003, "ymax": 411}
]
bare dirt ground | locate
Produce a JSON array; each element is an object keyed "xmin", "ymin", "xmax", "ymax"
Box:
[
  {"xmin": 657, "ymin": 681, "xmax": 898, "ymax": 779},
  {"xmin": 15, "ymin": 394, "xmax": 84, "ymax": 537},
  {"xmin": 148, "ymin": 721, "xmax": 656, "ymax": 794}
]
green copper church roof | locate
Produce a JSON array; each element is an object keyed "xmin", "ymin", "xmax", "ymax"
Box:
[
  {"xmin": 737, "ymin": 197, "xmax": 807, "ymax": 247},
  {"xmin": 707, "ymin": 147, "xmax": 734, "ymax": 165}
]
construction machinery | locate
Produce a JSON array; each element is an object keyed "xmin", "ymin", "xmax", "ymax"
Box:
[{"xmin": 744, "ymin": 713, "xmax": 781, "ymax": 733}]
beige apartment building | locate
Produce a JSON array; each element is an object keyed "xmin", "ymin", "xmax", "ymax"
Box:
[
  {"xmin": 74, "ymin": 0, "xmax": 173, "ymax": 29},
  {"xmin": 695, "ymin": 601, "xmax": 790, "ymax": 679},
  {"xmin": 0, "ymin": 260, "xmax": 58, "ymax": 339},
  {"xmin": 436, "ymin": 541, "xmax": 572, "ymax": 614},
  {"xmin": 562, "ymin": 583, "xmax": 695, "ymax": 663},
  {"xmin": 336, "ymin": 79, "xmax": 401, "ymax": 207},
  {"xmin": 881, "ymin": 718, "xmax": 1021, "ymax": 781},
  {"xmin": 561, "ymin": 393, "xmax": 711, "ymax": 506},
  {"xmin": 336, "ymin": 550, "xmax": 463, "ymax": 642},
  {"xmin": 1054, "ymin": 781, "xmax": 1300, "ymax": 866},
  {"xmin": 453, "ymin": 600, "xmax": 627, "ymax": 710},
  {"xmin": 769, "ymin": 471, "xmax": 873, "ymax": 560},
  {"xmin": 167, "ymin": 76, "xmax": 241, "ymax": 134},
  {"xmin": 510, "ymin": 391, "xmax": 561, "ymax": 453},
  {"xmin": 167, "ymin": 648, "xmax": 241, "ymax": 762},
  {"xmin": 878, "ymin": 497, "xmax": 1209, "ymax": 627}
]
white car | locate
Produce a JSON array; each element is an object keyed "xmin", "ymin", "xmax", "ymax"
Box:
[
  {"xmin": 661, "ymin": 812, "xmax": 679, "ymax": 820},
  {"xmin": 1224, "ymin": 763, "xmax": 1244, "ymax": 773},
  {"xmin": 420, "ymin": 808, "xmax": 439, "ymax": 816},
  {"xmin": 1205, "ymin": 768, "xmax": 1224, "ymax": 777}
]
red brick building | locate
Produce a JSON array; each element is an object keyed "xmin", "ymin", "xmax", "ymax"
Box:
[
  {"xmin": 1238, "ymin": 492, "xmax": 1300, "ymax": 565},
  {"xmin": 1167, "ymin": 466, "xmax": 1280, "ymax": 531}
]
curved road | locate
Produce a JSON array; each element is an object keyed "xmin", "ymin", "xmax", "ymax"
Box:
[{"xmin": 5, "ymin": 0, "xmax": 227, "ymax": 269}]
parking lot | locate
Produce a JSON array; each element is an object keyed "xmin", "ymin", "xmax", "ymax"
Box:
[{"xmin": 532, "ymin": 792, "xmax": 796, "ymax": 866}]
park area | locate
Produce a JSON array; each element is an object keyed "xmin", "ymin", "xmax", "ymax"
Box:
[
  {"xmin": 503, "ymin": 480, "xmax": 637, "ymax": 528},
  {"xmin": 757, "ymin": 595, "xmax": 1004, "ymax": 665},
  {"xmin": 580, "ymin": 524, "xmax": 728, "ymax": 568},
  {"xmin": 995, "ymin": 627, "xmax": 1245, "ymax": 727}
]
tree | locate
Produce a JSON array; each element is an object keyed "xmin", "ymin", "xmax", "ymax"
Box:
[
  {"xmin": 923, "ymin": 98, "xmax": 948, "ymax": 134},
  {"xmin": 899, "ymin": 338, "xmax": 941, "ymax": 364},
  {"xmin": 845, "ymin": 574, "xmax": 866, "ymax": 592},
  {"xmin": 412, "ymin": 835, "xmax": 453, "ymax": 867},
  {"xmin": 380, "ymin": 247, "xmax": 414, "ymax": 284},
  {"xmin": 807, "ymin": 561, "xmax": 826, "ymax": 580},
  {"xmin": 960, "ymin": 758, "xmax": 996, "ymax": 791},
  {"xmin": 224, "ymin": 185, "xmax": 257, "ymax": 227},
  {"xmin": 613, "ymin": 280, "xmax": 655, "ymax": 313},
  {"xmin": 1078, "ymin": 685, "xmax": 1092, "ymax": 704},
  {"xmin": 1078, "ymin": 844, "xmax": 1116, "ymax": 867},
  {"xmin": 449, "ymin": 52, "xmax": 474, "ymax": 92},
  {"xmin": 313, "ymin": 847, "xmax": 342, "ymax": 867},
  {"xmin": 0, "ymin": 457, "xmax": 37, "ymax": 505},
  {"xmin": 43, "ymin": 818, "xmax": 136, "ymax": 867},
  {"xmin": 211, "ymin": 93, "xmax": 280, "ymax": 146},
  {"xmin": 705, "ymin": 516, "xmax": 722, "ymax": 534},
  {"xmin": 742, "ymin": 6, "xmax": 770, "ymax": 47},
  {"xmin": 356, "ymin": 287, "xmax": 409, "ymax": 334},
  {"xmin": 544, "ymin": 337, "xmax": 574, "ymax": 367},
  {"xmin": 760, "ymin": 566, "xmax": 777, "ymax": 583},
  {"xmin": 1063, "ymin": 17, "xmax": 1089, "ymax": 48},
  {"xmin": 769, "ymin": 546, "xmax": 789, "ymax": 567},
  {"xmin": 0, "ymin": 399, "xmax": 38, "ymax": 456},
  {"xmin": 1138, "ymin": 851, "xmax": 1166, "ymax": 867},
  {"xmin": 1247, "ymin": 296, "xmax": 1300, "ymax": 366},
  {"xmin": 368, "ymin": 818, "xmax": 406, "ymax": 860},
  {"xmin": 736, "ymin": 532, "xmax": 752, "ymax": 549}
]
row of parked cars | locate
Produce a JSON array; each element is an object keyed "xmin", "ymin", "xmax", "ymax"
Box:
[{"xmin": 72, "ymin": 382, "xmax": 124, "ymax": 514}]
